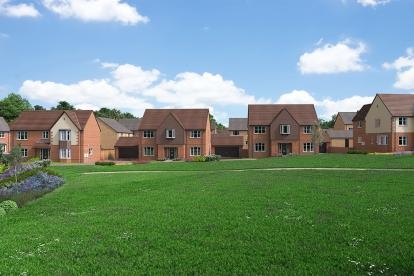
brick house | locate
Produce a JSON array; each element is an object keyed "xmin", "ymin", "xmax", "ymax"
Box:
[
  {"xmin": 138, "ymin": 109, "xmax": 211, "ymax": 160},
  {"xmin": 353, "ymin": 94, "xmax": 414, "ymax": 153},
  {"xmin": 0, "ymin": 117, "xmax": 10, "ymax": 153},
  {"xmin": 10, "ymin": 110, "xmax": 101, "ymax": 163},
  {"xmin": 211, "ymin": 130, "xmax": 244, "ymax": 158},
  {"xmin": 97, "ymin": 117, "xmax": 133, "ymax": 160},
  {"xmin": 324, "ymin": 112, "xmax": 356, "ymax": 153},
  {"xmin": 248, "ymin": 104, "xmax": 319, "ymax": 158},
  {"xmin": 352, "ymin": 104, "xmax": 371, "ymax": 151}
]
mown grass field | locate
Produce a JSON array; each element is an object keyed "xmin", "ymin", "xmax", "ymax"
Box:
[{"xmin": 1, "ymin": 155, "xmax": 413, "ymax": 275}]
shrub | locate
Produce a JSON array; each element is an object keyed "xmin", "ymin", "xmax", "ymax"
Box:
[
  {"xmin": 193, "ymin": 155, "xmax": 207, "ymax": 162},
  {"xmin": 0, "ymin": 200, "xmax": 18, "ymax": 213},
  {"xmin": 95, "ymin": 161, "xmax": 115, "ymax": 166},
  {"xmin": 0, "ymin": 207, "xmax": 5, "ymax": 217},
  {"xmin": 347, "ymin": 149, "xmax": 368, "ymax": 154},
  {"xmin": 205, "ymin": 154, "xmax": 221, "ymax": 162}
]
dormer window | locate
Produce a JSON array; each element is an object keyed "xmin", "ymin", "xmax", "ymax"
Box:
[
  {"xmin": 166, "ymin": 129, "xmax": 175, "ymax": 139},
  {"xmin": 280, "ymin": 124, "xmax": 291, "ymax": 135}
]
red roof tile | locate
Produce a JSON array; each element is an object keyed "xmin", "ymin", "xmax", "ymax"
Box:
[
  {"xmin": 248, "ymin": 104, "xmax": 317, "ymax": 125},
  {"xmin": 139, "ymin": 109, "xmax": 209, "ymax": 130},
  {"xmin": 212, "ymin": 133, "xmax": 243, "ymax": 146},
  {"xmin": 378, "ymin": 93, "xmax": 414, "ymax": 116}
]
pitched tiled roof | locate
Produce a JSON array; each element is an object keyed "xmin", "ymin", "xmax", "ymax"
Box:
[
  {"xmin": 98, "ymin": 117, "xmax": 132, "ymax": 134},
  {"xmin": 337, "ymin": 112, "xmax": 356, "ymax": 125},
  {"xmin": 248, "ymin": 104, "xmax": 317, "ymax": 125},
  {"xmin": 118, "ymin": 118, "xmax": 141, "ymax": 131},
  {"xmin": 139, "ymin": 109, "xmax": 209, "ymax": 130},
  {"xmin": 325, "ymin": 129, "xmax": 353, "ymax": 139},
  {"xmin": 352, "ymin": 104, "xmax": 371, "ymax": 121},
  {"xmin": 212, "ymin": 133, "xmax": 243, "ymax": 146},
  {"xmin": 228, "ymin": 118, "xmax": 248, "ymax": 131},
  {"xmin": 378, "ymin": 93, "xmax": 414, "ymax": 116},
  {"xmin": 10, "ymin": 110, "xmax": 94, "ymax": 130},
  {"xmin": 0, "ymin": 117, "xmax": 10, "ymax": 131},
  {"xmin": 114, "ymin": 137, "xmax": 139, "ymax": 147}
]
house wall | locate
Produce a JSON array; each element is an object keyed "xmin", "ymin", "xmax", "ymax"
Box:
[
  {"xmin": 51, "ymin": 113, "xmax": 79, "ymax": 145},
  {"xmin": 270, "ymin": 110, "xmax": 299, "ymax": 141},
  {"xmin": 391, "ymin": 132, "xmax": 414, "ymax": 152},
  {"xmin": 395, "ymin": 117, "xmax": 414, "ymax": 132},
  {"xmin": 333, "ymin": 116, "xmax": 345, "ymax": 130},
  {"xmin": 80, "ymin": 113, "xmax": 101, "ymax": 163},
  {"xmin": 230, "ymin": 130, "xmax": 248, "ymax": 150},
  {"xmin": 11, "ymin": 130, "xmax": 46, "ymax": 159},
  {"xmin": 156, "ymin": 114, "xmax": 185, "ymax": 145},
  {"xmin": 98, "ymin": 120, "xmax": 118, "ymax": 150},
  {"xmin": 139, "ymin": 133, "xmax": 157, "ymax": 161},
  {"xmin": 366, "ymin": 96, "xmax": 392, "ymax": 134},
  {"xmin": 248, "ymin": 126, "xmax": 270, "ymax": 158},
  {"xmin": 0, "ymin": 132, "xmax": 10, "ymax": 153}
]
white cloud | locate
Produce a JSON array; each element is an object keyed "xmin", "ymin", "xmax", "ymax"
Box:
[
  {"xmin": 298, "ymin": 39, "xmax": 368, "ymax": 74},
  {"xmin": 0, "ymin": 0, "xmax": 40, "ymax": 17},
  {"xmin": 357, "ymin": 0, "xmax": 391, "ymax": 7},
  {"xmin": 111, "ymin": 64, "xmax": 160, "ymax": 92},
  {"xmin": 275, "ymin": 90, "xmax": 373, "ymax": 119},
  {"xmin": 42, "ymin": 0, "xmax": 149, "ymax": 25},
  {"xmin": 383, "ymin": 48, "xmax": 414, "ymax": 90}
]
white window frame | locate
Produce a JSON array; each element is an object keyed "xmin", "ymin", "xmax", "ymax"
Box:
[
  {"xmin": 303, "ymin": 125, "xmax": 312, "ymax": 134},
  {"xmin": 303, "ymin": 142, "xmax": 314, "ymax": 152},
  {"xmin": 144, "ymin": 147, "xmax": 155, "ymax": 156},
  {"xmin": 399, "ymin": 136, "xmax": 408, "ymax": 146},
  {"xmin": 21, "ymin": 148, "xmax": 28, "ymax": 157},
  {"xmin": 398, "ymin": 117, "xmax": 407, "ymax": 126},
  {"xmin": 254, "ymin": 126, "xmax": 266, "ymax": 134},
  {"xmin": 143, "ymin": 130, "xmax": 154, "ymax": 138},
  {"xmin": 42, "ymin": 131, "xmax": 49, "ymax": 139},
  {"xmin": 166, "ymin": 129, "xmax": 175, "ymax": 139},
  {"xmin": 190, "ymin": 130, "xmax": 201, "ymax": 138},
  {"xmin": 59, "ymin": 130, "xmax": 71, "ymax": 141},
  {"xmin": 17, "ymin": 131, "xmax": 28, "ymax": 140},
  {"xmin": 357, "ymin": 121, "xmax": 363, "ymax": 128},
  {"xmin": 377, "ymin": 135, "xmax": 388, "ymax": 145},
  {"xmin": 190, "ymin": 147, "xmax": 201, "ymax": 156},
  {"xmin": 0, "ymin": 132, "xmax": 4, "ymax": 138},
  {"xmin": 254, "ymin": 143, "xmax": 265, "ymax": 152},
  {"xmin": 59, "ymin": 148, "xmax": 71, "ymax": 159},
  {"xmin": 280, "ymin": 124, "xmax": 291, "ymax": 135}
]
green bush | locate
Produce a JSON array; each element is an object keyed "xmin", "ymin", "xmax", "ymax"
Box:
[
  {"xmin": 0, "ymin": 207, "xmax": 5, "ymax": 217},
  {"xmin": 193, "ymin": 156, "xmax": 207, "ymax": 162},
  {"xmin": 0, "ymin": 200, "xmax": 18, "ymax": 213},
  {"xmin": 95, "ymin": 161, "xmax": 116, "ymax": 166},
  {"xmin": 347, "ymin": 149, "xmax": 368, "ymax": 154}
]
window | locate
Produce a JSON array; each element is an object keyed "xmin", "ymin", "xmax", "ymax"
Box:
[
  {"xmin": 17, "ymin": 131, "xmax": 28, "ymax": 140},
  {"xmin": 21, "ymin": 148, "xmax": 28, "ymax": 157},
  {"xmin": 357, "ymin": 136, "xmax": 363, "ymax": 144},
  {"xmin": 232, "ymin": 130, "xmax": 240, "ymax": 136},
  {"xmin": 190, "ymin": 130, "xmax": 201, "ymax": 138},
  {"xmin": 144, "ymin": 147, "xmax": 154, "ymax": 156},
  {"xmin": 399, "ymin": 136, "xmax": 408, "ymax": 146},
  {"xmin": 190, "ymin": 147, "xmax": 201, "ymax": 156},
  {"xmin": 42, "ymin": 131, "xmax": 49, "ymax": 139},
  {"xmin": 254, "ymin": 143, "xmax": 265, "ymax": 152},
  {"xmin": 280, "ymin": 124, "xmax": 291, "ymax": 135},
  {"xmin": 374, "ymin": 119, "xmax": 381, "ymax": 128},
  {"xmin": 398, "ymin": 117, "xmax": 407, "ymax": 126},
  {"xmin": 0, "ymin": 144, "xmax": 6, "ymax": 153},
  {"xmin": 59, "ymin": 130, "xmax": 71, "ymax": 141},
  {"xmin": 254, "ymin": 126, "xmax": 266, "ymax": 134},
  {"xmin": 88, "ymin": 148, "xmax": 93, "ymax": 155},
  {"xmin": 303, "ymin": 143, "xmax": 314, "ymax": 152},
  {"xmin": 0, "ymin": 132, "xmax": 4, "ymax": 138},
  {"xmin": 143, "ymin": 130, "xmax": 154, "ymax": 138},
  {"xmin": 59, "ymin": 148, "xmax": 71, "ymax": 159},
  {"xmin": 166, "ymin": 129, "xmax": 175, "ymax": 139},
  {"xmin": 377, "ymin": 135, "xmax": 388, "ymax": 145},
  {"xmin": 303, "ymin": 125, "xmax": 312, "ymax": 134},
  {"xmin": 357, "ymin": 121, "xmax": 363, "ymax": 128}
]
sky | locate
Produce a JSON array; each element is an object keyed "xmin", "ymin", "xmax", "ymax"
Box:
[{"xmin": 1, "ymin": 0, "xmax": 413, "ymax": 124}]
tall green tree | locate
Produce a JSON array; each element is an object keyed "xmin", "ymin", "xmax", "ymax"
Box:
[
  {"xmin": 0, "ymin": 93, "xmax": 33, "ymax": 122},
  {"xmin": 7, "ymin": 145, "xmax": 24, "ymax": 184},
  {"xmin": 94, "ymin": 107, "xmax": 136, "ymax": 120},
  {"xmin": 319, "ymin": 114, "xmax": 336, "ymax": 129},
  {"xmin": 51, "ymin": 101, "xmax": 75, "ymax": 110},
  {"xmin": 209, "ymin": 114, "xmax": 226, "ymax": 130},
  {"xmin": 34, "ymin": 105, "xmax": 46, "ymax": 110}
]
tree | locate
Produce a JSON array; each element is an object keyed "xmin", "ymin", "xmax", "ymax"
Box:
[
  {"xmin": 319, "ymin": 114, "xmax": 336, "ymax": 129},
  {"xmin": 7, "ymin": 145, "xmax": 24, "ymax": 184},
  {"xmin": 311, "ymin": 121, "xmax": 324, "ymax": 150},
  {"xmin": 209, "ymin": 114, "xmax": 226, "ymax": 130},
  {"xmin": 94, "ymin": 107, "xmax": 136, "ymax": 120},
  {"xmin": 34, "ymin": 105, "xmax": 46, "ymax": 110},
  {"xmin": 0, "ymin": 93, "xmax": 33, "ymax": 122},
  {"xmin": 51, "ymin": 101, "xmax": 75, "ymax": 110}
]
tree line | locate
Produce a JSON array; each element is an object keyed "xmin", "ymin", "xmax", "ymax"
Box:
[{"xmin": 0, "ymin": 93, "xmax": 136, "ymax": 122}]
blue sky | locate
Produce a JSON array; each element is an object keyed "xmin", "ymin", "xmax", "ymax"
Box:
[{"xmin": 0, "ymin": 0, "xmax": 413, "ymax": 124}]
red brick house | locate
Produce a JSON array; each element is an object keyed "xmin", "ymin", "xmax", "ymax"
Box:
[
  {"xmin": 0, "ymin": 117, "xmax": 10, "ymax": 154},
  {"xmin": 324, "ymin": 112, "xmax": 356, "ymax": 153},
  {"xmin": 10, "ymin": 110, "xmax": 101, "ymax": 163},
  {"xmin": 353, "ymin": 94, "xmax": 414, "ymax": 153},
  {"xmin": 138, "ymin": 109, "xmax": 211, "ymax": 160},
  {"xmin": 248, "ymin": 104, "xmax": 319, "ymax": 158}
]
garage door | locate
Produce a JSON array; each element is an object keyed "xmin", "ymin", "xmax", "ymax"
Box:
[
  {"xmin": 215, "ymin": 147, "xmax": 239, "ymax": 158},
  {"xmin": 118, "ymin": 147, "xmax": 138, "ymax": 159}
]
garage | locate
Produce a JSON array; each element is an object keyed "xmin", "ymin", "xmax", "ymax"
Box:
[
  {"xmin": 214, "ymin": 146, "xmax": 240, "ymax": 158},
  {"xmin": 115, "ymin": 137, "xmax": 139, "ymax": 160},
  {"xmin": 118, "ymin": 147, "xmax": 138, "ymax": 159}
]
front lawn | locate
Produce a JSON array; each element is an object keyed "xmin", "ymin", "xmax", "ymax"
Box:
[{"xmin": 0, "ymin": 155, "xmax": 413, "ymax": 274}]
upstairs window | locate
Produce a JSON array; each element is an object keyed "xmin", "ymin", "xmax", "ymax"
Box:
[
  {"xmin": 190, "ymin": 130, "xmax": 201, "ymax": 138},
  {"xmin": 398, "ymin": 117, "xmax": 407, "ymax": 126},
  {"xmin": 254, "ymin": 126, "xmax": 266, "ymax": 134},
  {"xmin": 143, "ymin": 130, "xmax": 154, "ymax": 138},
  {"xmin": 303, "ymin": 125, "xmax": 312, "ymax": 134},
  {"xmin": 357, "ymin": 121, "xmax": 363, "ymax": 128},
  {"xmin": 59, "ymin": 130, "xmax": 71, "ymax": 141},
  {"xmin": 232, "ymin": 130, "xmax": 240, "ymax": 136},
  {"xmin": 280, "ymin": 124, "xmax": 291, "ymax": 135},
  {"xmin": 17, "ymin": 131, "xmax": 28, "ymax": 140},
  {"xmin": 0, "ymin": 131, "xmax": 4, "ymax": 138},
  {"xmin": 42, "ymin": 131, "xmax": 49, "ymax": 139},
  {"xmin": 166, "ymin": 129, "xmax": 175, "ymax": 139}
]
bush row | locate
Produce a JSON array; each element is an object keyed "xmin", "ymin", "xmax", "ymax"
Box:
[{"xmin": 192, "ymin": 154, "xmax": 221, "ymax": 162}]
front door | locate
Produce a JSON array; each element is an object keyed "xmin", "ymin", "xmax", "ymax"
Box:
[
  {"xmin": 166, "ymin": 147, "xmax": 177, "ymax": 160},
  {"xmin": 40, "ymin": 149, "xmax": 50, "ymax": 160},
  {"xmin": 278, "ymin": 143, "xmax": 291, "ymax": 156}
]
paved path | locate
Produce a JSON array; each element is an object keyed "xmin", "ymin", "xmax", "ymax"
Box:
[{"xmin": 82, "ymin": 167, "xmax": 414, "ymax": 175}]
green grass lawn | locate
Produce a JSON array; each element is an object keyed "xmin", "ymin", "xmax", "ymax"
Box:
[{"xmin": 1, "ymin": 155, "xmax": 413, "ymax": 274}]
